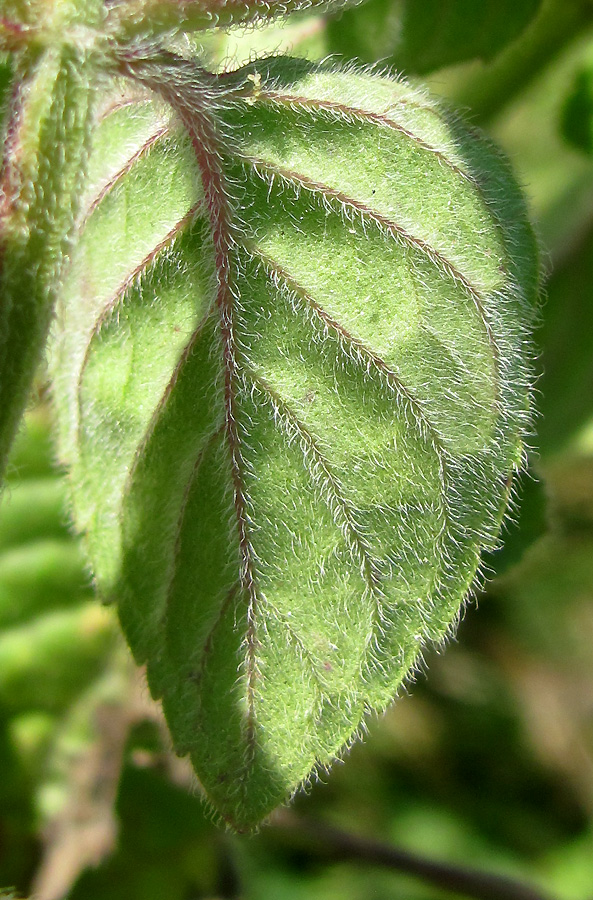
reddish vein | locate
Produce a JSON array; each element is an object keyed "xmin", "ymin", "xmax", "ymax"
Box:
[
  {"xmin": 251, "ymin": 244, "xmax": 450, "ymax": 463},
  {"xmin": 126, "ymin": 59, "xmax": 260, "ymax": 757},
  {"xmin": 83, "ymin": 125, "xmax": 168, "ymax": 223},
  {"xmin": 75, "ymin": 198, "xmax": 204, "ymax": 445},
  {"xmin": 258, "ymin": 90, "xmax": 476, "ymax": 185},
  {"xmin": 249, "ymin": 369, "xmax": 385, "ymax": 597},
  {"xmin": 241, "ymin": 153, "xmax": 501, "ymax": 376}
]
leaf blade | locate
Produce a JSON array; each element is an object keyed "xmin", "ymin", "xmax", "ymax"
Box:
[{"xmin": 54, "ymin": 58, "xmax": 538, "ymax": 828}]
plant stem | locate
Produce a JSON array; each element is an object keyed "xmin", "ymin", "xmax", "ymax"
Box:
[
  {"xmin": 452, "ymin": 0, "xmax": 593, "ymax": 123},
  {"xmin": 271, "ymin": 811, "xmax": 557, "ymax": 900}
]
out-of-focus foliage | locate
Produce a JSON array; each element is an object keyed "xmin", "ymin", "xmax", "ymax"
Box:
[
  {"xmin": 561, "ymin": 61, "xmax": 593, "ymax": 155},
  {"xmin": 0, "ymin": 401, "xmax": 120, "ymax": 892},
  {"xmin": 2, "ymin": 0, "xmax": 593, "ymax": 897},
  {"xmin": 326, "ymin": 0, "xmax": 542, "ymax": 73}
]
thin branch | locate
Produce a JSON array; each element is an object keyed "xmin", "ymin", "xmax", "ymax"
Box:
[{"xmin": 271, "ymin": 811, "xmax": 557, "ymax": 900}]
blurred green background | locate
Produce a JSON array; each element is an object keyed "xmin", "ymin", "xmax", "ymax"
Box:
[{"xmin": 2, "ymin": 1, "xmax": 593, "ymax": 898}]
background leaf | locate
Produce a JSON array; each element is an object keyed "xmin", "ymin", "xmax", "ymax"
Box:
[
  {"xmin": 326, "ymin": 0, "xmax": 542, "ymax": 73},
  {"xmin": 0, "ymin": 403, "xmax": 121, "ymax": 892},
  {"xmin": 561, "ymin": 60, "xmax": 593, "ymax": 155},
  {"xmin": 536, "ymin": 224, "xmax": 593, "ymax": 457},
  {"xmin": 482, "ymin": 469, "xmax": 548, "ymax": 577}
]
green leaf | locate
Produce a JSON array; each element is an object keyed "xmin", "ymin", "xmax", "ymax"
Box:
[
  {"xmin": 0, "ymin": 53, "xmax": 13, "ymax": 104},
  {"xmin": 326, "ymin": 0, "xmax": 542, "ymax": 73},
  {"xmin": 450, "ymin": 0, "xmax": 593, "ymax": 125},
  {"xmin": 3, "ymin": 404, "xmax": 56, "ymax": 480},
  {"xmin": 325, "ymin": 0, "xmax": 401, "ymax": 66},
  {"xmin": 0, "ymin": 39, "xmax": 96, "ymax": 483},
  {"xmin": 537, "ymin": 222, "xmax": 593, "ymax": 456},
  {"xmin": 398, "ymin": 0, "xmax": 543, "ymax": 73},
  {"xmin": 0, "ymin": 404, "xmax": 116, "ymax": 718},
  {"xmin": 51, "ymin": 56, "xmax": 538, "ymax": 828}
]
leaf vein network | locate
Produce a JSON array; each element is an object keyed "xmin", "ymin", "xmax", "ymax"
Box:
[
  {"xmin": 256, "ymin": 89, "xmax": 477, "ymax": 184},
  {"xmin": 247, "ymin": 367, "xmax": 384, "ymax": 603},
  {"xmin": 241, "ymin": 154, "xmax": 500, "ymax": 368},
  {"xmin": 76, "ymin": 198, "xmax": 207, "ymax": 449}
]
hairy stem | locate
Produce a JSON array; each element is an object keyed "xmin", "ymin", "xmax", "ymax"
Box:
[{"xmin": 453, "ymin": 0, "xmax": 593, "ymax": 123}]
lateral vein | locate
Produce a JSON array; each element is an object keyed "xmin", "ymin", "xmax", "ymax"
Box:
[
  {"xmin": 75, "ymin": 198, "xmax": 205, "ymax": 450},
  {"xmin": 257, "ymin": 89, "xmax": 477, "ymax": 185},
  {"xmin": 241, "ymin": 154, "xmax": 501, "ymax": 370}
]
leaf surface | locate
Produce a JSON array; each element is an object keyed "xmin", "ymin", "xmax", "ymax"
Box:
[{"xmin": 51, "ymin": 56, "xmax": 538, "ymax": 828}]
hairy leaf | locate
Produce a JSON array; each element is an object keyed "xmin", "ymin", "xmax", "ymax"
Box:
[
  {"xmin": 327, "ymin": 0, "xmax": 542, "ymax": 73},
  {"xmin": 50, "ymin": 56, "xmax": 538, "ymax": 828}
]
